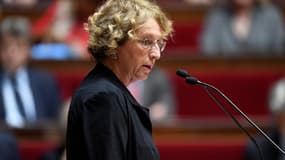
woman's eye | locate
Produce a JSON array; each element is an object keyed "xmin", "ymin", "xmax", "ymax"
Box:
[{"xmin": 143, "ymin": 39, "xmax": 154, "ymax": 46}]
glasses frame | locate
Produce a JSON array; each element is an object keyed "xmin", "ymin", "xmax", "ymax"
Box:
[{"xmin": 135, "ymin": 38, "xmax": 167, "ymax": 53}]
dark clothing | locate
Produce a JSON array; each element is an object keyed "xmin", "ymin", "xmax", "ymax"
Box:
[
  {"xmin": 0, "ymin": 68, "xmax": 61, "ymax": 122},
  {"xmin": 41, "ymin": 144, "xmax": 65, "ymax": 160},
  {"xmin": 244, "ymin": 129, "xmax": 283, "ymax": 160},
  {"xmin": 66, "ymin": 63, "xmax": 160, "ymax": 160},
  {"xmin": 0, "ymin": 132, "xmax": 20, "ymax": 160}
]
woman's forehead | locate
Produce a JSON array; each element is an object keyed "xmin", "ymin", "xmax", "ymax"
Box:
[{"xmin": 135, "ymin": 18, "xmax": 162, "ymax": 37}]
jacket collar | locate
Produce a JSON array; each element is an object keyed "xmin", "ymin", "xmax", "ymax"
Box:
[{"xmin": 92, "ymin": 63, "xmax": 148, "ymax": 110}]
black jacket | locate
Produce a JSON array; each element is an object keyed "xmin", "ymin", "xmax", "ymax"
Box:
[
  {"xmin": 66, "ymin": 63, "xmax": 159, "ymax": 160},
  {"xmin": 244, "ymin": 128, "xmax": 283, "ymax": 160}
]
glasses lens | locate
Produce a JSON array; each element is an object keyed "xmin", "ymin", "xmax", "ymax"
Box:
[
  {"xmin": 158, "ymin": 40, "xmax": 166, "ymax": 52},
  {"xmin": 137, "ymin": 38, "xmax": 167, "ymax": 53}
]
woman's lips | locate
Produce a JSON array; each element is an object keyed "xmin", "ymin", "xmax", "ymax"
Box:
[{"xmin": 143, "ymin": 64, "xmax": 152, "ymax": 70}]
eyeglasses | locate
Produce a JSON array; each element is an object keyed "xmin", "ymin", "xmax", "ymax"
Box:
[{"xmin": 136, "ymin": 38, "xmax": 167, "ymax": 53}]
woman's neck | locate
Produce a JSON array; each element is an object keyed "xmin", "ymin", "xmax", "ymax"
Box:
[{"xmin": 101, "ymin": 59, "xmax": 131, "ymax": 86}]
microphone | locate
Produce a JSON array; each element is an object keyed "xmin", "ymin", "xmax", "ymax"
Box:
[
  {"xmin": 176, "ymin": 69, "xmax": 190, "ymax": 78},
  {"xmin": 176, "ymin": 69, "xmax": 200, "ymax": 85},
  {"xmin": 185, "ymin": 76, "xmax": 200, "ymax": 85},
  {"xmin": 176, "ymin": 69, "xmax": 285, "ymax": 158}
]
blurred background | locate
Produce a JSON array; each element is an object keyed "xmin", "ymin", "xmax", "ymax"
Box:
[{"xmin": 1, "ymin": 0, "xmax": 285, "ymax": 160}]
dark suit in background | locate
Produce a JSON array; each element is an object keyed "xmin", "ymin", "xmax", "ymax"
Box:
[
  {"xmin": 244, "ymin": 78, "xmax": 285, "ymax": 160},
  {"xmin": 0, "ymin": 68, "xmax": 62, "ymax": 126},
  {"xmin": 0, "ymin": 131, "xmax": 20, "ymax": 160},
  {"xmin": 244, "ymin": 129, "xmax": 282, "ymax": 160},
  {"xmin": 0, "ymin": 16, "xmax": 62, "ymax": 127}
]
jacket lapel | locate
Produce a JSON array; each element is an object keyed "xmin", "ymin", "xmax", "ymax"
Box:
[
  {"xmin": 94, "ymin": 63, "xmax": 152, "ymax": 131},
  {"xmin": 27, "ymin": 70, "xmax": 41, "ymax": 120}
]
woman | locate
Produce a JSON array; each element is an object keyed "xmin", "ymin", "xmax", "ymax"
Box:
[
  {"xmin": 66, "ymin": 0, "xmax": 173, "ymax": 160},
  {"xmin": 201, "ymin": 0, "xmax": 285, "ymax": 56}
]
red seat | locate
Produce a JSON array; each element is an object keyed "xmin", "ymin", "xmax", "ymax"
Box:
[
  {"xmin": 171, "ymin": 70, "xmax": 285, "ymax": 119},
  {"xmin": 157, "ymin": 140, "xmax": 245, "ymax": 160},
  {"xmin": 19, "ymin": 141, "xmax": 57, "ymax": 160},
  {"xmin": 166, "ymin": 22, "xmax": 203, "ymax": 54},
  {"xmin": 54, "ymin": 72, "xmax": 85, "ymax": 100}
]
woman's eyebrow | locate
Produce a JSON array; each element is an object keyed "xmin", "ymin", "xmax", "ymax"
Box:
[{"xmin": 138, "ymin": 33, "xmax": 163, "ymax": 39}]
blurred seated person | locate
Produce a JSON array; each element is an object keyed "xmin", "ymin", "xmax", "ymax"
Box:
[
  {"xmin": 244, "ymin": 78, "xmax": 285, "ymax": 160},
  {"xmin": 31, "ymin": 0, "xmax": 103, "ymax": 59},
  {"xmin": 128, "ymin": 67, "xmax": 176, "ymax": 123},
  {"xmin": 201, "ymin": 0, "xmax": 285, "ymax": 56},
  {"xmin": 0, "ymin": 16, "xmax": 62, "ymax": 128},
  {"xmin": 0, "ymin": 130, "xmax": 20, "ymax": 160},
  {"xmin": 31, "ymin": 0, "xmax": 77, "ymax": 60}
]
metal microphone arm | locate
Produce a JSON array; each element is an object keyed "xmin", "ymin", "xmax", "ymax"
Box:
[
  {"xmin": 176, "ymin": 68, "xmax": 285, "ymax": 155},
  {"xmin": 197, "ymin": 80, "xmax": 285, "ymax": 155},
  {"xmin": 202, "ymin": 85, "xmax": 264, "ymax": 160}
]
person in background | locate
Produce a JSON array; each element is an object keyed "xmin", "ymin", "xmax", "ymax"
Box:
[
  {"xmin": 201, "ymin": 0, "xmax": 285, "ymax": 56},
  {"xmin": 31, "ymin": 0, "xmax": 103, "ymax": 59},
  {"xmin": 128, "ymin": 67, "xmax": 176, "ymax": 123},
  {"xmin": 244, "ymin": 78, "xmax": 285, "ymax": 160},
  {"xmin": 66, "ymin": 0, "xmax": 173, "ymax": 159},
  {"xmin": 0, "ymin": 16, "xmax": 62, "ymax": 128}
]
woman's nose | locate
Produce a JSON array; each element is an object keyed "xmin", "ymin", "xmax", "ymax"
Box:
[{"xmin": 149, "ymin": 48, "xmax": 161, "ymax": 60}]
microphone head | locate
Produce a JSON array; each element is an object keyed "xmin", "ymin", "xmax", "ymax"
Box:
[
  {"xmin": 176, "ymin": 69, "xmax": 189, "ymax": 78},
  {"xmin": 185, "ymin": 76, "xmax": 199, "ymax": 85}
]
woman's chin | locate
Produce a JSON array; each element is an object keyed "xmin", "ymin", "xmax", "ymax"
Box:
[{"xmin": 134, "ymin": 73, "xmax": 149, "ymax": 81}]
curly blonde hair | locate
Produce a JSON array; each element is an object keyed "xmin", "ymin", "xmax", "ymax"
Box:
[{"xmin": 85, "ymin": 0, "xmax": 173, "ymax": 60}]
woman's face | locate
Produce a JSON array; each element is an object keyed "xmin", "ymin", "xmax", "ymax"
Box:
[
  {"xmin": 0, "ymin": 34, "xmax": 30, "ymax": 74},
  {"xmin": 116, "ymin": 18, "xmax": 163, "ymax": 84}
]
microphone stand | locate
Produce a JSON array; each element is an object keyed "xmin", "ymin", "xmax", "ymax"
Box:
[
  {"xmin": 203, "ymin": 86, "xmax": 264, "ymax": 160},
  {"xmin": 176, "ymin": 69, "xmax": 285, "ymax": 158}
]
